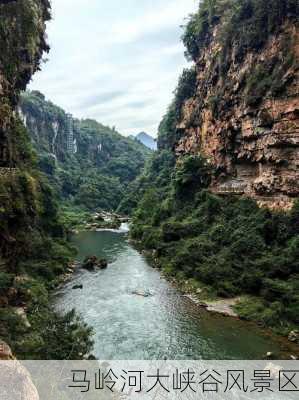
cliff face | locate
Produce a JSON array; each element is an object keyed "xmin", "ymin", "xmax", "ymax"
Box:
[
  {"xmin": 174, "ymin": 11, "xmax": 298, "ymax": 210},
  {"xmin": 0, "ymin": 1, "xmax": 56, "ymax": 260},
  {"xmin": 19, "ymin": 91, "xmax": 150, "ymax": 166},
  {"xmin": 0, "ymin": 0, "xmax": 50, "ymax": 167},
  {"xmin": 19, "ymin": 91, "xmax": 73, "ymax": 162}
]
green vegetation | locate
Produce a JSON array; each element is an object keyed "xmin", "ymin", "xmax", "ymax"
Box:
[
  {"xmin": 0, "ymin": 0, "xmax": 150, "ymax": 357},
  {"xmin": 131, "ymin": 154, "xmax": 299, "ymax": 334},
  {"xmin": 117, "ymin": 150, "xmax": 175, "ymax": 215},
  {"xmin": 182, "ymin": 0, "xmax": 225, "ymax": 60},
  {"xmin": 245, "ymin": 35, "xmax": 296, "ymax": 105},
  {"xmin": 183, "ymin": 0, "xmax": 298, "ymax": 62},
  {"xmin": 0, "ymin": 1, "xmax": 94, "ymax": 359},
  {"xmin": 20, "ymin": 91, "xmax": 151, "ymax": 213},
  {"xmin": 0, "ymin": 166, "xmax": 94, "ymax": 359},
  {"xmin": 0, "ymin": 0, "xmax": 50, "ymax": 88}
]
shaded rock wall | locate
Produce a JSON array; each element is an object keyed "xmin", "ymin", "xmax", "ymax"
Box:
[{"xmin": 0, "ymin": 0, "xmax": 50, "ymax": 166}]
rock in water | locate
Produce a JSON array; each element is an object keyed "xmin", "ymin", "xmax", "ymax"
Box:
[
  {"xmin": 82, "ymin": 256, "xmax": 99, "ymax": 270},
  {"xmin": 132, "ymin": 290, "xmax": 153, "ymax": 297},
  {"xmin": 99, "ymin": 259, "xmax": 108, "ymax": 269},
  {"xmin": 82, "ymin": 256, "xmax": 108, "ymax": 271},
  {"xmin": 72, "ymin": 284, "xmax": 83, "ymax": 290}
]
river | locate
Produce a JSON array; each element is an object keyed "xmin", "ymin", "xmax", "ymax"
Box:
[{"xmin": 54, "ymin": 225, "xmax": 297, "ymax": 359}]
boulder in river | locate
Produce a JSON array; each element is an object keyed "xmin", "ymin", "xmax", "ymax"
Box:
[
  {"xmin": 82, "ymin": 256, "xmax": 108, "ymax": 271},
  {"xmin": 82, "ymin": 256, "xmax": 98, "ymax": 270},
  {"xmin": 99, "ymin": 259, "xmax": 108, "ymax": 269},
  {"xmin": 72, "ymin": 284, "xmax": 83, "ymax": 290},
  {"xmin": 94, "ymin": 214, "xmax": 105, "ymax": 222},
  {"xmin": 265, "ymin": 352, "xmax": 275, "ymax": 360},
  {"xmin": 132, "ymin": 289, "xmax": 153, "ymax": 298}
]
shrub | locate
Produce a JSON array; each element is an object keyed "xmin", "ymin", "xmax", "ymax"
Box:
[
  {"xmin": 0, "ymin": 272, "xmax": 13, "ymax": 294},
  {"xmin": 173, "ymin": 155, "xmax": 212, "ymax": 200},
  {"xmin": 182, "ymin": 0, "xmax": 222, "ymax": 61}
]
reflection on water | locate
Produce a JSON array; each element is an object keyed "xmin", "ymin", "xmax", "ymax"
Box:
[{"xmin": 54, "ymin": 229, "xmax": 294, "ymax": 360}]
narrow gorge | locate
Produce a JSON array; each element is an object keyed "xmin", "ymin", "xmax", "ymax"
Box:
[{"xmin": 0, "ymin": 0, "xmax": 299, "ymax": 362}]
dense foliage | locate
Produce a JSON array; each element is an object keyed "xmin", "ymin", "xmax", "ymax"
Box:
[
  {"xmin": 117, "ymin": 150, "xmax": 175, "ymax": 215},
  {"xmin": 183, "ymin": 0, "xmax": 298, "ymax": 62},
  {"xmin": 20, "ymin": 91, "xmax": 151, "ymax": 212},
  {"xmin": 0, "ymin": 1, "xmax": 93, "ymax": 359},
  {"xmin": 131, "ymin": 0, "xmax": 299, "ymax": 335},
  {"xmin": 0, "ymin": 0, "xmax": 50, "ymax": 91},
  {"xmin": 0, "ymin": 143, "xmax": 94, "ymax": 359},
  {"xmin": 131, "ymin": 155, "xmax": 299, "ymax": 333}
]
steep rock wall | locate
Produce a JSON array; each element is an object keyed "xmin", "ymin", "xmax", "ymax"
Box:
[
  {"xmin": 19, "ymin": 91, "xmax": 150, "ymax": 166},
  {"xmin": 175, "ymin": 21, "xmax": 298, "ymax": 210},
  {"xmin": 0, "ymin": 0, "xmax": 55, "ymax": 258},
  {"xmin": 0, "ymin": 0, "xmax": 50, "ymax": 166}
]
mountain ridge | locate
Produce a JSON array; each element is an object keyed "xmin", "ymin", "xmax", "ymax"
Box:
[
  {"xmin": 134, "ymin": 131, "xmax": 157, "ymax": 150},
  {"xmin": 19, "ymin": 90, "xmax": 151, "ymax": 211}
]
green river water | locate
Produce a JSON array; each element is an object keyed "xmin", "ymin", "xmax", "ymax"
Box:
[{"xmin": 54, "ymin": 226, "xmax": 298, "ymax": 359}]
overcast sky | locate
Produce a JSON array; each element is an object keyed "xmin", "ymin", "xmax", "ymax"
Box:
[{"xmin": 30, "ymin": 0, "xmax": 198, "ymax": 137}]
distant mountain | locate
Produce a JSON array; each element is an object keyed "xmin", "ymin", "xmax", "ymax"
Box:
[{"xmin": 135, "ymin": 132, "xmax": 157, "ymax": 150}]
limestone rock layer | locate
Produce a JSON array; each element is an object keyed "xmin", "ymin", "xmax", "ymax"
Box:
[{"xmin": 175, "ymin": 22, "xmax": 298, "ymax": 210}]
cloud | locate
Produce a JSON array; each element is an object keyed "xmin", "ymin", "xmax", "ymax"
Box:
[
  {"xmin": 30, "ymin": 0, "xmax": 198, "ymax": 136},
  {"xmin": 76, "ymin": 91, "xmax": 125, "ymax": 109},
  {"xmin": 109, "ymin": 2, "xmax": 190, "ymax": 44}
]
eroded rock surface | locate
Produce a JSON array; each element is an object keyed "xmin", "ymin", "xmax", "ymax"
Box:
[{"xmin": 175, "ymin": 23, "xmax": 299, "ymax": 210}]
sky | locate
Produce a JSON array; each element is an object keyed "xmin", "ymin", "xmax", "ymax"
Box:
[{"xmin": 30, "ymin": 0, "xmax": 198, "ymax": 137}]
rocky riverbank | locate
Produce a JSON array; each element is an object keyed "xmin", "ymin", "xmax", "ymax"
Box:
[{"xmin": 71, "ymin": 211, "xmax": 130, "ymax": 233}]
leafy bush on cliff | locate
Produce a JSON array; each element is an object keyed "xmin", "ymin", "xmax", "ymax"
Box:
[
  {"xmin": 220, "ymin": 0, "xmax": 298, "ymax": 62},
  {"xmin": 173, "ymin": 155, "xmax": 212, "ymax": 200},
  {"xmin": 173, "ymin": 68, "xmax": 197, "ymax": 119},
  {"xmin": 183, "ymin": 0, "xmax": 298, "ymax": 62},
  {"xmin": 182, "ymin": 0, "xmax": 224, "ymax": 60},
  {"xmin": 0, "ymin": 1, "xmax": 50, "ymax": 88},
  {"xmin": 157, "ymin": 102, "xmax": 178, "ymax": 150}
]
